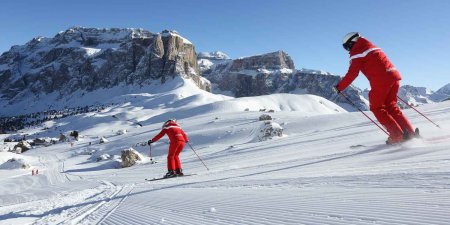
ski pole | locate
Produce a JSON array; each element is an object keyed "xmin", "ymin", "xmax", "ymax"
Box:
[
  {"xmin": 397, "ymin": 96, "xmax": 441, "ymax": 128},
  {"xmin": 339, "ymin": 92, "xmax": 390, "ymax": 136},
  {"xmin": 187, "ymin": 142, "xmax": 209, "ymax": 171},
  {"xmin": 149, "ymin": 144, "xmax": 154, "ymax": 163}
]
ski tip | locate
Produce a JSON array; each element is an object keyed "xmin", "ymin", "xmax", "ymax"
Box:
[
  {"xmin": 350, "ymin": 144, "xmax": 366, "ymax": 149},
  {"xmin": 145, "ymin": 174, "xmax": 195, "ymax": 182}
]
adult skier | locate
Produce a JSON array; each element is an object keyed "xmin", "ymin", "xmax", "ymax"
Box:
[
  {"xmin": 148, "ymin": 119, "xmax": 189, "ymax": 178},
  {"xmin": 336, "ymin": 32, "xmax": 416, "ymax": 144}
]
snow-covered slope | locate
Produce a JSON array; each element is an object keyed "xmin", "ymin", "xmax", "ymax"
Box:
[{"xmin": 1, "ymin": 77, "xmax": 450, "ymax": 225}]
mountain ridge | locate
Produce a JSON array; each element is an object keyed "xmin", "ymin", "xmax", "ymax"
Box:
[
  {"xmin": 0, "ymin": 27, "xmax": 210, "ymax": 116},
  {"xmin": 1, "ymin": 27, "xmax": 448, "ymax": 118}
]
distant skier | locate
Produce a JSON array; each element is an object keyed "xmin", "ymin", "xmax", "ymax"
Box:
[
  {"xmin": 336, "ymin": 32, "xmax": 416, "ymax": 144},
  {"xmin": 148, "ymin": 119, "xmax": 189, "ymax": 178}
]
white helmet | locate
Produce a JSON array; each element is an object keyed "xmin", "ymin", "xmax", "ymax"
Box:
[
  {"xmin": 342, "ymin": 32, "xmax": 360, "ymax": 51},
  {"xmin": 162, "ymin": 119, "xmax": 177, "ymax": 128}
]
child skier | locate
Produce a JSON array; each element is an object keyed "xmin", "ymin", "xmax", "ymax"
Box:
[
  {"xmin": 336, "ymin": 32, "xmax": 416, "ymax": 144},
  {"xmin": 148, "ymin": 119, "xmax": 189, "ymax": 178}
]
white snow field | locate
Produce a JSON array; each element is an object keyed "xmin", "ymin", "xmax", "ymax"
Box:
[{"xmin": 1, "ymin": 77, "xmax": 450, "ymax": 225}]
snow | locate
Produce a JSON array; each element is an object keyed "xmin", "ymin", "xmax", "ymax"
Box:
[
  {"xmin": 82, "ymin": 47, "xmax": 102, "ymax": 57},
  {"xmin": 229, "ymin": 67, "xmax": 294, "ymax": 78},
  {"xmin": 161, "ymin": 30, "xmax": 193, "ymax": 45},
  {"xmin": 198, "ymin": 58, "xmax": 214, "ymax": 68},
  {"xmin": 279, "ymin": 68, "xmax": 294, "ymax": 74},
  {"xmin": 0, "ymin": 157, "xmax": 28, "ymax": 170},
  {"xmin": 197, "ymin": 51, "xmax": 230, "ymax": 60},
  {"xmin": 298, "ymin": 68, "xmax": 333, "ymax": 75},
  {"xmin": 1, "ymin": 77, "xmax": 450, "ymax": 224}
]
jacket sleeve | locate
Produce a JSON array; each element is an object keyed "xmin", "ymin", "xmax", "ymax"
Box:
[
  {"xmin": 181, "ymin": 129, "xmax": 189, "ymax": 142},
  {"xmin": 337, "ymin": 58, "xmax": 362, "ymax": 92},
  {"xmin": 151, "ymin": 129, "xmax": 166, "ymax": 142}
]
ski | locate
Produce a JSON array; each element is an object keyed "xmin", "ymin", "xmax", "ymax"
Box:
[
  {"xmin": 423, "ymin": 134, "xmax": 450, "ymax": 144},
  {"xmin": 145, "ymin": 174, "xmax": 195, "ymax": 182},
  {"xmin": 351, "ymin": 128, "xmax": 423, "ymax": 148},
  {"xmin": 350, "ymin": 144, "xmax": 366, "ymax": 149}
]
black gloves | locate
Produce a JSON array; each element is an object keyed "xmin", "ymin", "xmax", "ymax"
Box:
[{"xmin": 147, "ymin": 140, "xmax": 153, "ymax": 145}]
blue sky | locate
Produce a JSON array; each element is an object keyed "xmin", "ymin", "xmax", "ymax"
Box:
[{"xmin": 1, "ymin": 0, "xmax": 449, "ymax": 90}]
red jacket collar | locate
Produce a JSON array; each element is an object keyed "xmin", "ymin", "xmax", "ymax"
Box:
[
  {"xmin": 164, "ymin": 121, "xmax": 179, "ymax": 127},
  {"xmin": 349, "ymin": 37, "xmax": 378, "ymax": 56}
]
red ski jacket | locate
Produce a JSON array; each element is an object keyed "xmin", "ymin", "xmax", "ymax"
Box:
[
  {"xmin": 337, "ymin": 37, "xmax": 401, "ymax": 92},
  {"xmin": 151, "ymin": 121, "xmax": 189, "ymax": 143}
]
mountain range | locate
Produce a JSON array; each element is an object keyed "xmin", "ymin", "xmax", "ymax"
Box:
[
  {"xmin": 0, "ymin": 27, "xmax": 209, "ymax": 116},
  {"xmin": 0, "ymin": 27, "xmax": 449, "ymax": 117},
  {"xmin": 198, "ymin": 50, "xmax": 450, "ymax": 111}
]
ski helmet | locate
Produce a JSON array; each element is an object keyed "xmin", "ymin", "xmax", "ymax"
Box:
[
  {"xmin": 342, "ymin": 32, "xmax": 360, "ymax": 51},
  {"xmin": 162, "ymin": 119, "xmax": 177, "ymax": 128}
]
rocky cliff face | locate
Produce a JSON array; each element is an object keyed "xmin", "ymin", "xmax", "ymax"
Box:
[
  {"xmin": 397, "ymin": 85, "xmax": 435, "ymax": 105},
  {"xmin": 287, "ymin": 70, "xmax": 368, "ymax": 110},
  {"xmin": 200, "ymin": 51, "xmax": 368, "ymax": 110},
  {"xmin": 0, "ymin": 27, "xmax": 210, "ymax": 105},
  {"xmin": 396, "ymin": 84, "xmax": 450, "ymax": 106},
  {"xmin": 201, "ymin": 51, "xmax": 295, "ymax": 97}
]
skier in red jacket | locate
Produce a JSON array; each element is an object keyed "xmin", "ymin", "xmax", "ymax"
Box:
[
  {"xmin": 148, "ymin": 119, "xmax": 189, "ymax": 178},
  {"xmin": 336, "ymin": 32, "xmax": 415, "ymax": 144}
]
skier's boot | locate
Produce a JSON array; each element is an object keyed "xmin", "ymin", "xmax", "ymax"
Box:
[
  {"xmin": 403, "ymin": 129, "xmax": 411, "ymax": 140},
  {"xmin": 403, "ymin": 128, "xmax": 421, "ymax": 141},
  {"xmin": 163, "ymin": 170, "xmax": 176, "ymax": 178},
  {"xmin": 175, "ymin": 168, "xmax": 184, "ymax": 176},
  {"xmin": 386, "ymin": 135, "xmax": 404, "ymax": 145},
  {"xmin": 414, "ymin": 128, "xmax": 420, "ymax": 138}
]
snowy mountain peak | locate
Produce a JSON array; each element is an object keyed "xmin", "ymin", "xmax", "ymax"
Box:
[
  {"xmin": 198, "ymin": 51, "xmax": 230, "ymax": 60},
  {"xmin": 160, "ymin": 29, "xmax": 193, "ymax": 45},
  {"xmin": 232, "ymin": 50, "xmax": 295, "ymax": 70},
  {"xmin": 297, "ymin": 68, "xmax": 334, "ymax": 76},
  {"xmin": 0, "ymin": 27, "xmax": 208, "ymax": 116},
  {"xmin": 53, "ymin": 27, "xmax": 153, "ymax": 46},
  {"xmin": 401, "ymin": 85, "xmax": 434, "ymax": 96},
  {"xmin": 393, "ymin": 84, "xmax": 450, "ymax": 105},
  {"xmin": 436, "ymin": 83, "xmax": 450, "ymax": 95},
  {"xmin": 398, "ymin": 85, "xmax": 436, "ymax": 105}
]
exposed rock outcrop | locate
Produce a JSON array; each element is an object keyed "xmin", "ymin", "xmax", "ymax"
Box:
[
  {"xmin": 259, "ymin": 114, "xmax": 273, "ymax": 121},
  {"xmin": 0, "ymin": 27, "xmax": 210, "ymax": 109},
  {"xmin": 201, "ymin": 50, "xmax": 294, "ymax": 97},
  {"xmin": 13, "ymin": 141, "xmax": 32, "ymax": 154},
  {"xmin": 121, "ymin": 148, "xmax": 142, "ymax": 168},
  {"xmin": 258, "ymin": 121, "xmax": 283, "ymax": 141}
]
